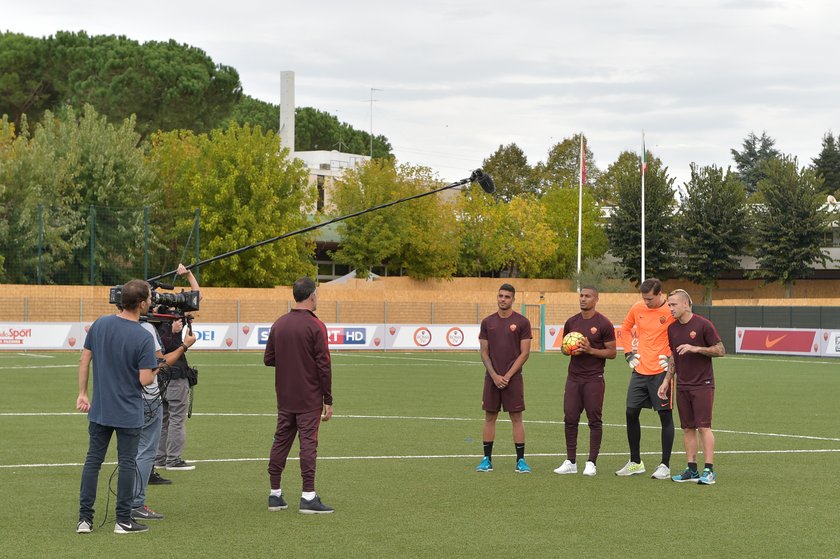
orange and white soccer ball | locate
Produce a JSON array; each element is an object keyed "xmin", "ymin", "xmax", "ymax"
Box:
[{"xmin": 561, "ymin": 331, "xmax": 586, "ymax": 356}]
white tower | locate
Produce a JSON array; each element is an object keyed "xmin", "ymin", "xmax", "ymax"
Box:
[{"xmin": 279, "ymin": 71, "xmax": 295, "ymax": 154}]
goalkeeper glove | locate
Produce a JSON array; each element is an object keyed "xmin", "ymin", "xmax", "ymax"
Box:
[
  {"xmin": 624, "ymin": 352, "xmax": 640, "ymax": 369},
  {"xmin": 658, "ymin": 355, "xmax": 669, "ymax": 373}
]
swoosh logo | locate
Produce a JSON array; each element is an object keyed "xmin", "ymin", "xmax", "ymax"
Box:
[{"xmin": 765, "ymin": 335, "xmax": 786, "ymax": 348}]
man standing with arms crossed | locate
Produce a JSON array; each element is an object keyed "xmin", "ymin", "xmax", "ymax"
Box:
[
  {"xmin": 553, "ymin": 286, "xmax": 616, "ymax": 477},
  {"xmin": 658, "ymin": 289, "xmax": 724, "ymax": 485},
  {"xmin": 264, "ymin": 277, "xmax": 334, "ymax": 514},
  {"xmin": 476, "ymin": 283, "xmax": 533, "ymax": 474},
  {"xmin": 616, "ymin": 278, "xmax": 675, "ymax": 479},
  {"xmin": 76, "ymin": 280, "xmax": 159, "ymax": 534}
]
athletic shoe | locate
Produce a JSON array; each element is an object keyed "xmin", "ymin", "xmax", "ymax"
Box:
[
  {"xmin": 672, "ymin": 468, "xmax": 700, "ymax": 483},
  {"xmin": 76, "ymin": 519, "xmax": 92, "ymax": 534},
  {"xmin": 583, "ymin": 461, "xmax": 597, "ymax": 477},
  {"xmin": 698, "ymin": 468, "xmax": 716, "ymax": 485},
  {"xmin": 165, "ymin": 459, "xmax": 195, "ymax": 471},
  {"xmin": 268, "ymin": 494, "xmax": 288, "ymax": 511},
  {"xmin": 651, "ymin": 463, "xmax": 671, "ymax": 480},
  {"xmin": 131, "ymin": 505, "xmax": 164, "ymax": 520},
  {"xmin": 553, "ymin": 459, "xmax": 578, "ymax": 475},
  {"xmin": 514, "ymin": 458, "xmax": 532, "ymax": 474},
  {"xmin": 299, "ymin": 496, "xmax": 334, "ymax": 514},
  {"xmin": 114, "ymin": 519, "xmax": 149, "ymax": 534},
  {"xmin": 475, "ymin": 456, "xmax": 493, "ymax": 472},
  {"xmin": 148, "ymin": 469, "xmax": 172, "ymax": 485},
  {"xmin": 615, "ymin": 460, "xmax": 646, "ymax": 476}
]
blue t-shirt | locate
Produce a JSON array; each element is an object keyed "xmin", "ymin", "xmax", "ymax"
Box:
[{"xmin": 84, "ymin": 314, "xmax": 158, "ymax": 428}]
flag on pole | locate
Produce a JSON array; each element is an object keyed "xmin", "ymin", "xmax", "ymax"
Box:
[
  {"xmin": 580, "ymin": 137, "xmax": 587, "ymax": 185},
  {"xmin": 641, "ymin": 135, "xmax": 647, "ymax": 175}
]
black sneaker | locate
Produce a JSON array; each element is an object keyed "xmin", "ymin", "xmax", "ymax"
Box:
[
  {"xmin": 114, "ymin": 519, "xmax": 149, "ymax": 534},
  {"xmin": 148, "ymin": 469, "xmax": 172, "ymax": 485},
  {"xmin": 131, "ymin": 505, "xmax": 165, "ymax": 520},
  {"xmin": 76, "ymin": 519, "xmax": 92, "ymax": 534},
  {"xmin": 299, "ymin": 496, "xmax": 335, "ymax": 514},
  {"xmin": 166, "ymin": 459, "xmax": 195, "ymax": 471},
  {"xmin": 268, "ymin": 494, "xmax": 288, "ymax": 511}
]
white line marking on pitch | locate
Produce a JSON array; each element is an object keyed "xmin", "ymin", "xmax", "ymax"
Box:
[
  {"xmin": 3, "ymin": 448, "xmax": 839, "ymax": 469},
  {"xmin": 3, "ymin": 412, "xmax": 839, "ymax": 443}
]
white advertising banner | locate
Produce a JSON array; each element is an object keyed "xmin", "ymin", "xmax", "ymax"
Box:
[
  {"xmin": 237, "ymin": 322, "xmax": 385, "ymax": 350},
  {"xmin": 387, "ymin": 324, "xmax": 481, "ymax": 350},
  {"xmin": 188, "ymin": 323, "xmax": 239, "ymax": 350},
  {"xmin": 0, "ymin": 323, "xmax": 86, "ymax": 350},
  {"xmin": 819, "ymin": 330, "xmax": 840, "ymax": 357}
]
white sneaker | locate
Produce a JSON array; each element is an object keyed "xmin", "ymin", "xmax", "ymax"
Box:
[
  {"xmin": 582, "ymin": 461, "xmax": 597, "ymax": 476},
  {"xmin": 615, "ymin": 460, "xmax": 646, "ymax": 476},
  {"xmin": 553, "ymin": 459, "xmax": 578, "ymax": 474},
  {"xmin": 651, "ymin": 463, "xmax": 671, "ymax": 479}
]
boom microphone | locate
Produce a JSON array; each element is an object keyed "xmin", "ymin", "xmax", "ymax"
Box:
[
  {"xmin": 471, "ymin": 169, "xmax": 495, "ymax": 194},
  {"xmin": 147, "ymin": 168, "xmax": 496, "ymax": 283}
]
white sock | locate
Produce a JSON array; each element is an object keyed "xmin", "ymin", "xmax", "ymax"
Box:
[
  {"xmin": 270, "ymin": 489, "xmax": 282, "ymax": 497},
  {"xmin": 301, "ymin": 491, "xmax": 316, "ymax": 501}
]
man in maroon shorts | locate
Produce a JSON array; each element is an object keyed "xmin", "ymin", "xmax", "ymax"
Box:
[
  {"xmin": 476, "ymin": 283, "xmax": 533, "ymax": 474},
  {"xmin": 657, "ymin": 289, "xmax": 724, "ymax": 486},
  {"xmin": 264, "ymin": 277, "xmax": 334, "ymax": 513},
  {"xmin": 553, "ymin": 286, "xmax": 616, "ymax": 477}
]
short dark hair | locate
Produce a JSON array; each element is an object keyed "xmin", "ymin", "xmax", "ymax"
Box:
[
  {"xmin": 639, "ymin": 278, "xmax": 662, "ymax": 295},
  {"xmin": 499, "ymin": 283, "xmax": 515, "ymax": 296},
  {"xmin": 121, "ymin": 279, "xmax": 150, "ymax": 311},
  {"xmin": 580, "ymin": 285, "xmax": 599, "ymax": 295},
  {"xmin": 292, "ymin": 277, "xmax": 317, "ymax": 303}
]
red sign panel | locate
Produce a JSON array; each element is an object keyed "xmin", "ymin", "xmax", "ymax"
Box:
[{"xmin": 736, "ymin": 328, "xmax": 819, "ymax": 355}]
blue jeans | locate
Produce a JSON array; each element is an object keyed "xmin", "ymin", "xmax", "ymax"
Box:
[
  {"xmin": 132, "ymin": 398, "xmax": 163, "ymax": 509},
  {"xmin": 79, "ymin": 422, "xmax": 141, "ymax": 522}
]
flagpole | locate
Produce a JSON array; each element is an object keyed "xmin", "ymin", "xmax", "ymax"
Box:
[
  {"xmin": 641, "ymin": 131, "xmax": 646, "ymax": 283},
  {"xmin": 577, "ymin": 133, "xmax": 584, "ymax": 291}
]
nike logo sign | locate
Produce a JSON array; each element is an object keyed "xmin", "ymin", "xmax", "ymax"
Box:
[{"xmin": 765, "ymin": 335, "xmax": 786, "ymax": 348}]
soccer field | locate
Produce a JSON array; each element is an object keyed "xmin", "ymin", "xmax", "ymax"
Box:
[{"xmin": 1, "ymin": 350, "xmax": 838, "ymax": 558}]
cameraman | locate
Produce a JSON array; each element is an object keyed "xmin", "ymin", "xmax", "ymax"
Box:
[
  {"xmin": 76, "ymin": 280, "xmax": 159, "ymax": 535},
  {"xmin": 154, "ymin": 263, "xmax": 202, "ymax": 474},
  {"xmin": 132, "ymin": 306, "xmax": 197, "ymax": 521}
]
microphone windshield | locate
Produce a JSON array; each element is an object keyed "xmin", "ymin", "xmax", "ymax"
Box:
[{"xmin": 471, "ymin": 169, "xmax": 495, "ymax": 194}]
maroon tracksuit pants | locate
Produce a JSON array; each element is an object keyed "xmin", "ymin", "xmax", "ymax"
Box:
[
  {"xmin": 563, "ymin": 377, "xmax": 605, "ymax": 462},
  {"xmin": 268, "ymin": 408, "xmax": 321, "ymax": 492}
]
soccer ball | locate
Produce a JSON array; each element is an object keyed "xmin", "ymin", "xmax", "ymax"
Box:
[{"xmin": 561, "ymin": 331, "xmax": 586, "ymax": 356}]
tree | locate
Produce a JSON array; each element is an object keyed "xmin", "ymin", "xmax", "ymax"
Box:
[
  {"xmin": 480, "ymin": 143, "xmax": 537, "ymax": 202},
  {"xmin": 676, "ymin": 164, "xmax": 750, "ymax": 303},
  {"xmin": 533, "ymin": 134, "xmax": 602, "ymax": 199},
  {"xmin": 605, "ymin": 150, "xmax": 676, "ymax": 283},
  {"xmin": 0, "ymin": 105, "xmax": 155, "ymax": 284},
  {"xmin": 0, "ymin": 32, "xmax": 243, "ymax": 138},
  {"xmin": 457, "ymin": 188, "xmax": 557, "ymax": 277},
  {"xmin": 539, "ymin": 186, "xmax": 608, "ymax": 279},
  {"xmin": 149, "ymin": 123, "xmax": 316, "ymax": 287},
  {"xmin": 812, "ymin": 131, "xmax": 840, "ymax": 196},
  {"xmin": 750, "ymin": 156, "xmax": 832, "ymax": 297},
  {"xmin": 731, "ymin": 131, "xmax": 781, "ymax": 196},
  {"xmin": 0, "ymin": 33, "xmax": 55, "ymax": 129},
  {"xmin": 330, "ymin": 160, "xmax": 459, "ymax": 279},
  {"xmin": 295, "ymin": 107, "xmax": 392, "ymax": 158},
  {"xmin": 226, "ymin": 95, "xmax": 280, "ymax": 133}
]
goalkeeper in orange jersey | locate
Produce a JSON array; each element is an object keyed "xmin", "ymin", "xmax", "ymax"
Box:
[{"xmin": 615, "ymin": 278, "xmax": 675, "ymax": 480}]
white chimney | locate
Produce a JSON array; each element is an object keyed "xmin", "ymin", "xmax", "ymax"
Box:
[{"xmin": 279, "ymin": 71, "xmax": 295, "ymax": 154}]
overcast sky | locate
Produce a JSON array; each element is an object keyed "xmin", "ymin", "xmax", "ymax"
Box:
[{"xmin": 6, "ymin": 0, "xmax": 840, "ymax": 187}]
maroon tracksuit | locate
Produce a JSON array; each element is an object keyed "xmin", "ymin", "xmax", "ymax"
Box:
[
  {"xmin": 264, "ymin": 308, "xmax": 333, "ymax": 492},
  {"xmin": 562, "ymin": 311, "xmax": 615, "ymax": 462}
]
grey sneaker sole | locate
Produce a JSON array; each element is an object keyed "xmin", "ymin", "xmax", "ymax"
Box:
[
  {"xmin": 268, "ymin": 505, "xmax": 288, "ymax": 511},
  {"xmin": 299, "ymin": 508, "xmax": 334, "ymax": 514},
  {"xmin": 673, "ymin": 477, "xmax": 700, "ymax": 483}
]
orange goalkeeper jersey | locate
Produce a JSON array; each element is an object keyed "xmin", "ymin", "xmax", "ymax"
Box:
[{"xmin": 619, "ymin": 299, "xmax": 674, "ymax": 375}]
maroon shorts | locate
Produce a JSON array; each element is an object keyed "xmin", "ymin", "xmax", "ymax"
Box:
[
  {"xmin": 676, "ymin": 388, "xmax": 714, "ymax": 429},
  {"xmin": 482, "ymin": 373, "xmax": 525, "ymax": 413}
]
